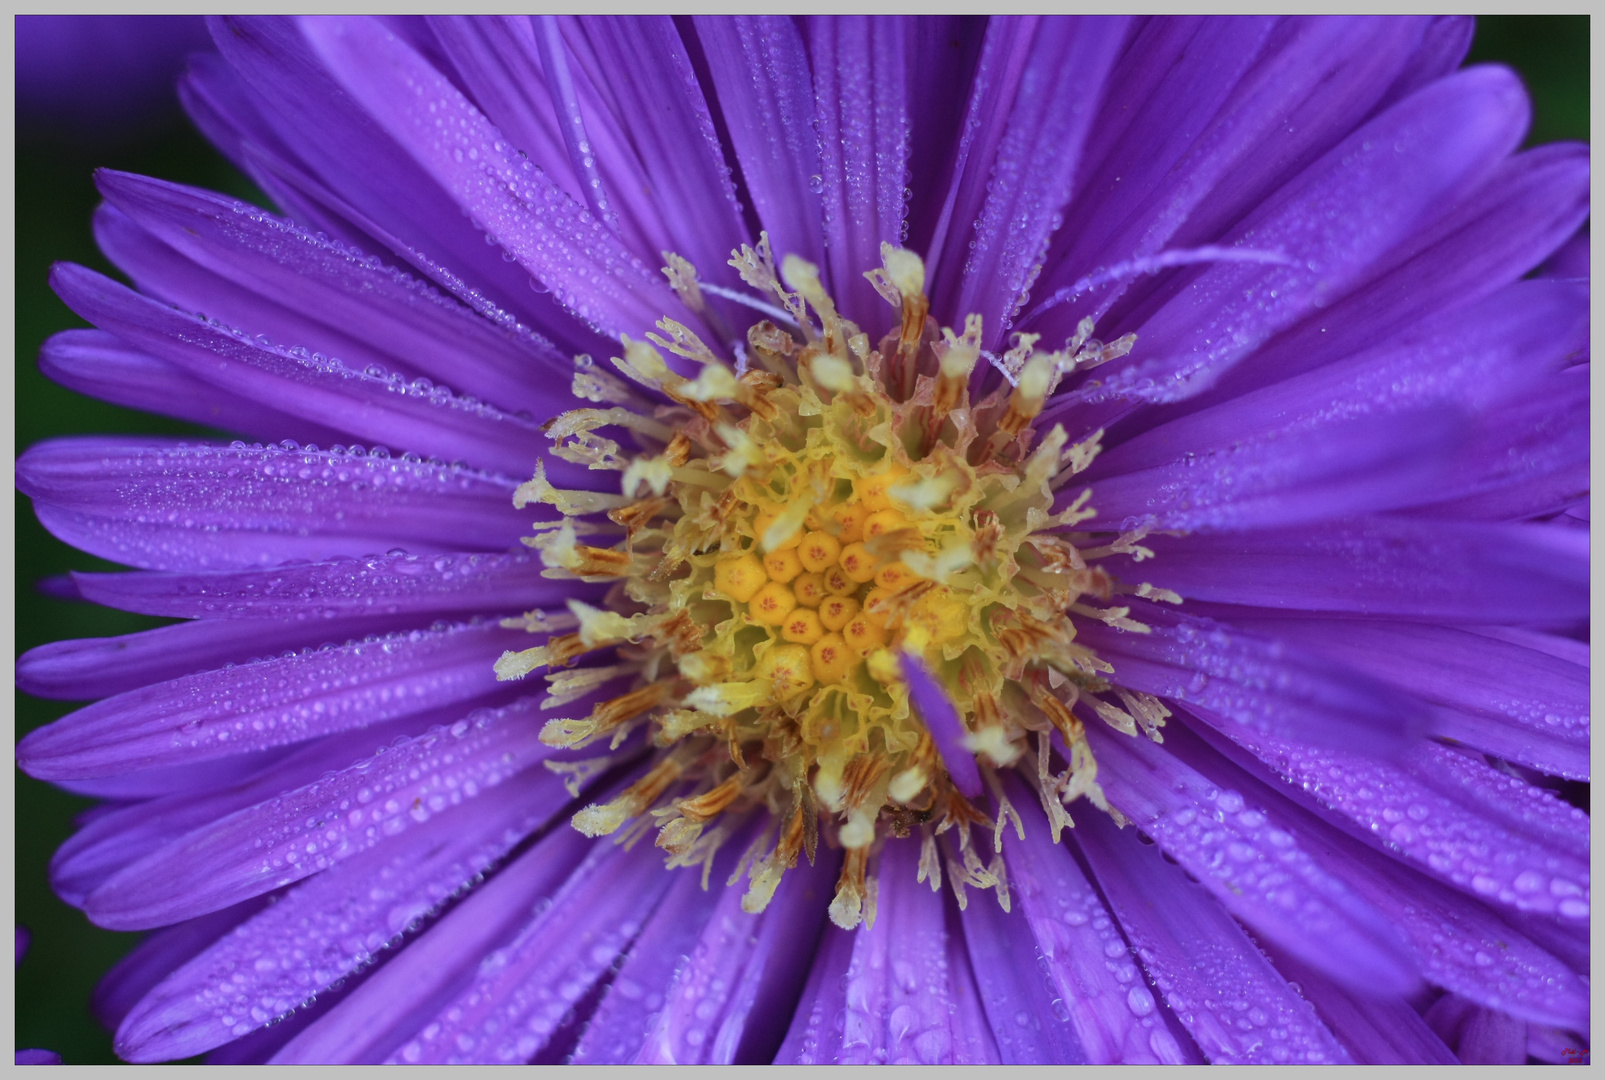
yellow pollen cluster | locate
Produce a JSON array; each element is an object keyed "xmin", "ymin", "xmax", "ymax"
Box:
[{"xmin": 499, "ymin": 236, "xmax": 1171, "ymax": 928}]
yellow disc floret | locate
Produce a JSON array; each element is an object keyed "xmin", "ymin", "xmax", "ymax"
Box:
[
  {"xmin": 748, "ymin": 581, "xmax": 798, "ymax": 626},
  {"xmin": 510, "ymin": 237, "xmax": 1152, "ymax": 933},
  {"xmin": 714, "ymin": 553, "xmax": 767, "ymax": 603}
]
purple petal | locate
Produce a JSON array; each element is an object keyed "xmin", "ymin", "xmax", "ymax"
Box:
[
  {"xmin": 20, "ymin": 437, "xmax": 527, "ymax": 573},
  {"xmin": 923, "ymin": 16, "xmax": 1034, "ymax": 309},
  {"xmin": 70, "ymin": 549, "xmax": 586, "ymax": 620},
  {"xmin": 1147, "ymin": 17, "xmax": 1438, "ymax": 266},
  {"xmin": 1409, "ymin": 367, "xmax": 1589, "ymax": 520},
  {"xmin": 1424, "ymin": 993, "xmax": 1529, "ymax": 1064},
  {"xmin": 1028, "ymin": 15, "xmax": 1279, "ymax": 328},
  {"xmin": 1543, "ymin": 227, "xmax": 1589, "ymax": 279},
  {"xmin": 17, "ymin": 613, "xmax": 458, "ymax": 702},
  {"xmin": 817, "ymin": 837, "xmax": 996, "ymax": 1063},
  {"xmin": 15, "ymin": 1050, "xmax": 63, "ymax": 1066},
  {"xmin": 806, "ymin": 15, "xmax": 915, "ymax": 328},
  {"xmin": 1084, "ymin": 277, "xmax": 1588, "ymax": 479},
  {"xmin": 18, "ymin": 620, "xmax": 528, "ymax": 781},
  {"xmin": 568, "ymin": 837, "xmax": 749, "ymax": 1064},
  {"xmin": 1080, "ymin": 723, "xmax": 1419, "ymax": 995},
  {"xmin": 690, "ymin": 16, "xmax": 824, "ymax": 270},
  {"xmin": 299, "ymin": 16, "xmax": 687, "ymax": 341},
  {"xmin": 938, "ymin": 16, "xmax": 1129, "ymax": 348},
  {"xmin": 91, "ymin": 898, "xmax": 269, "ymax": 1020},
  {"xmin": 900, "ymin": 651, "xmax": 981, "ymax": 797},
  {"xmin": 1072, "ymin": 807, "xmax": 1351, "ymax": 1064},
  {"xmin": 770, "ymin": 921, "xmax": 857, "ymax": 1063},
  {"xmin": 38, "ymin": 329, "xmax": 345, "ymax": 446},
  {"xmin": 1087, "ymin": 407, "xmax": 1470, "ymax": 532},
  {"xmin": 1131, "ymin": 143, "xmax": 1590, "ymax": 427},
  {"xmin": 51, "ymin": 263, "xmax": 553, "ymax": 477},
  {"xmin": 562, "ymin": 17, "xmax": 750, "ymax": 291},
  {"xmin": 93, "ymin": 171, "xmax": 575, "ymax": 410},
  {"xmin": 994, "ymin": 771, "xmax": 1201, "ymax": 1062},
  {"xmin": 49, "ymin": 706, "xmax": 504, "ymax": 907},
  {"xmin": 1370, "ymin": 16, "xmax": 1474, "ymax": 111},
  {"xmin": 421, "ymin": 18, "xmax": 586, "ymax": 211},
  {"xmin": 115, "ymin": 763, "xmax": 578, "ymax": 1062},
  {"xmin": 1136, "ymin": 517, "xmax": 1589, "ymax": 623},
  {"xmin": 1184, "ymin": 721, "xmax": 1590, "ymax": 1030},
  {"xmin": 1077, "ymin": 65, "xmax": 1529, "ymax": 405},
  {"xmin": 83, "ymin": 698, "xmax": 560, "ymax": 929},
  {"xmin": 1188, "ymin": 716, "xmax": 1589, "ymax": 925},
  {"xmin": 203, "ymin": 17, "xmax": 607, "ymax": 358},
  {"xmin": 270, "ymin": 825, "xmax": 594, "ymax": 1064},
  {"xmin": 1077, "ymin": 602, "xmax": 1425, "ymax": 755},
  {"xmin": 1203, "ymin": 614, "xmax": 1589, "ymax": 778},
  {"xmin": 388, "ymin": 828, "xmax": 680, "ymax": 1063},
  {"xmin": 1260, "ymin": 944, "xmax": 1456, "ymax": 1064},
  {"xmin": 954, "ymin": 858, "xmax": 1089, "ymax": 1063},
  {"xmin": 605, "ymin": 846, "xmax": 836, "ymax": 1064}
]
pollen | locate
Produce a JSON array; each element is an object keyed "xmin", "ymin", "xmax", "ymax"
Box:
[{"xmin": 510, "ymin": 234, "xmax": 1154, "ymax": 931}]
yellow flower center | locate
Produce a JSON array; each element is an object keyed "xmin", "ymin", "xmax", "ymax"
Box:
[{"xmin": 497, "ymin": 236, "xmax": 1175, "ymax": 927}]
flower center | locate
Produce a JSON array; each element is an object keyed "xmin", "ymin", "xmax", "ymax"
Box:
[{"xmin": 498, "ymin": 237, "xmax": 1173, "ymax": 928}]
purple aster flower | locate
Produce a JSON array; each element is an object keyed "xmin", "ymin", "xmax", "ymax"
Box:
[{"xmin": 15, "ymin": 15, "xmax": 1589, "ymax": 1066}]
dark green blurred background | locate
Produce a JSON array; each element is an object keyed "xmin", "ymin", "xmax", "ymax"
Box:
[{"xmin": 13, "ymin": 16, "xmax": 1590, "ymax": 1063}]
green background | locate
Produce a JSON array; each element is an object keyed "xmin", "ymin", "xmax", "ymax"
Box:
[{"xmin": 14, "ymin": 16, "xmax": 1590, "ymax": 1063}]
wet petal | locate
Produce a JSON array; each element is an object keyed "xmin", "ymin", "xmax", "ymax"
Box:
[
  {"xmin": 1086, "ymin": 276, "xmax": 1588, "ymax": 480},
  {"xmin": 955, "ymin": 858, "xmax": 1088, "ymax": 1063},
  {"xmin": 115, "ymin": 764, "xmax": 579, "ymax": 1062},
  {"xmin": 616, "ymin": 848, "xmax": 838, "ymax": 1065},
  {"xmin": 388, "ymin": 828, "xmax": 679, "ymax": 1063},
  {"xmin": 994, "ymin": 771, "xmax": 1200, "ymax": 1063},
  {"xmin": 937, "ymin": 16, "xmax": 1129, "ymax": 348},
  {"xmin": 38, "ymin": 329, "xmax": 344, "ymax": 446},
  {"xmin": 94, "ymin": 170, "xmax": 574, "ymax": 410},
  {"xmin": 18, "ymin": 620, "xmax": 528, "ymax": 780},
  {"xmin": 1190, "ymin": 718, "xmax": 1589, "ymax": 925},
  {"xmin": 1087, "ymin": 407, "xmax": 1469, "ymax": 532},
  {"xmin": 1205, "ymin": 614, "xmax": 1589, "ymax": 779},
  {"xmin": 804, "ymin": 16, "xmax": 915, "ymax": 328},
  {"xmin": 93, "ymin": 900, "xmax": 269, "ymax": 1030},
  {"xmin": 70, "ymin": 550, "xmax": 586, "ymax": 621},
  {"xmin": 16, "ymin": 613, "xmax": 453, "ymax": 703},
  {"xmin": 1081, "ymin": 66, "xmax": 1529, "ymax": 404},
  {"xmin": 1081, "ymin": 723, "xmax": 1419, "ymax": 995},
  {"xmin": 691, "ymin": 16, "xmax": 824, "ymax": 270},
  {"xmin": 20, "ymin": 437, "xmax": 526, "ymax": 572},
  {"xmin": 51, "ymin": 264, "xmax": 554, "ymax": 476},
  {"xmin": 50, "ymin": 708, "xmax": 495, "ymax": 907},
  {"xmin": 770, "ymin": 920, "xmax": 857, "ymax": 1063},
  {"xmin": 203, "ymin": 17, "xmax": 606, "ymax": 357},
  {"xmin": 561, "ymin": 17, "xmax": 750, "ymax": 291},
  {"xmin": 1137, "ymin": 517, "xmax": 1589, "ymax": 623},
  {"xmin": 1259, "ymin": 944, "xmax": 1456, "ymax": 1064},
  {"xmin": 1186, "ymin": 720, "xmax": 1590, "ymax": 1031},
  {"xmin": 270, "ymin": 825, "xmax": 594, "ymax": 1064},
  {"xmin": 1424, "ymin": 993, "xmax": 1528, "ymax": 1064},
  {"xmin": 1073, "ymin": 808, "xmax": 1350, "ymax": 1064},
  {"xmin": 569, "ymin": 834, "xmax": 750, "ymax": 1064},
  {"xmin": 300, "ymin": 15, "xmax": 685, "ymax": 340},
  {"xmin": 1150, "ymin": 144, "xmax": 1591, "ymax": 420},
  {"xmin": 1076, "ymin": 602, "xmax": 1426, "ymax": 755},
  {"xmin": 83, "ymin": 698, "xmax": 559, "ymax": 929}
]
